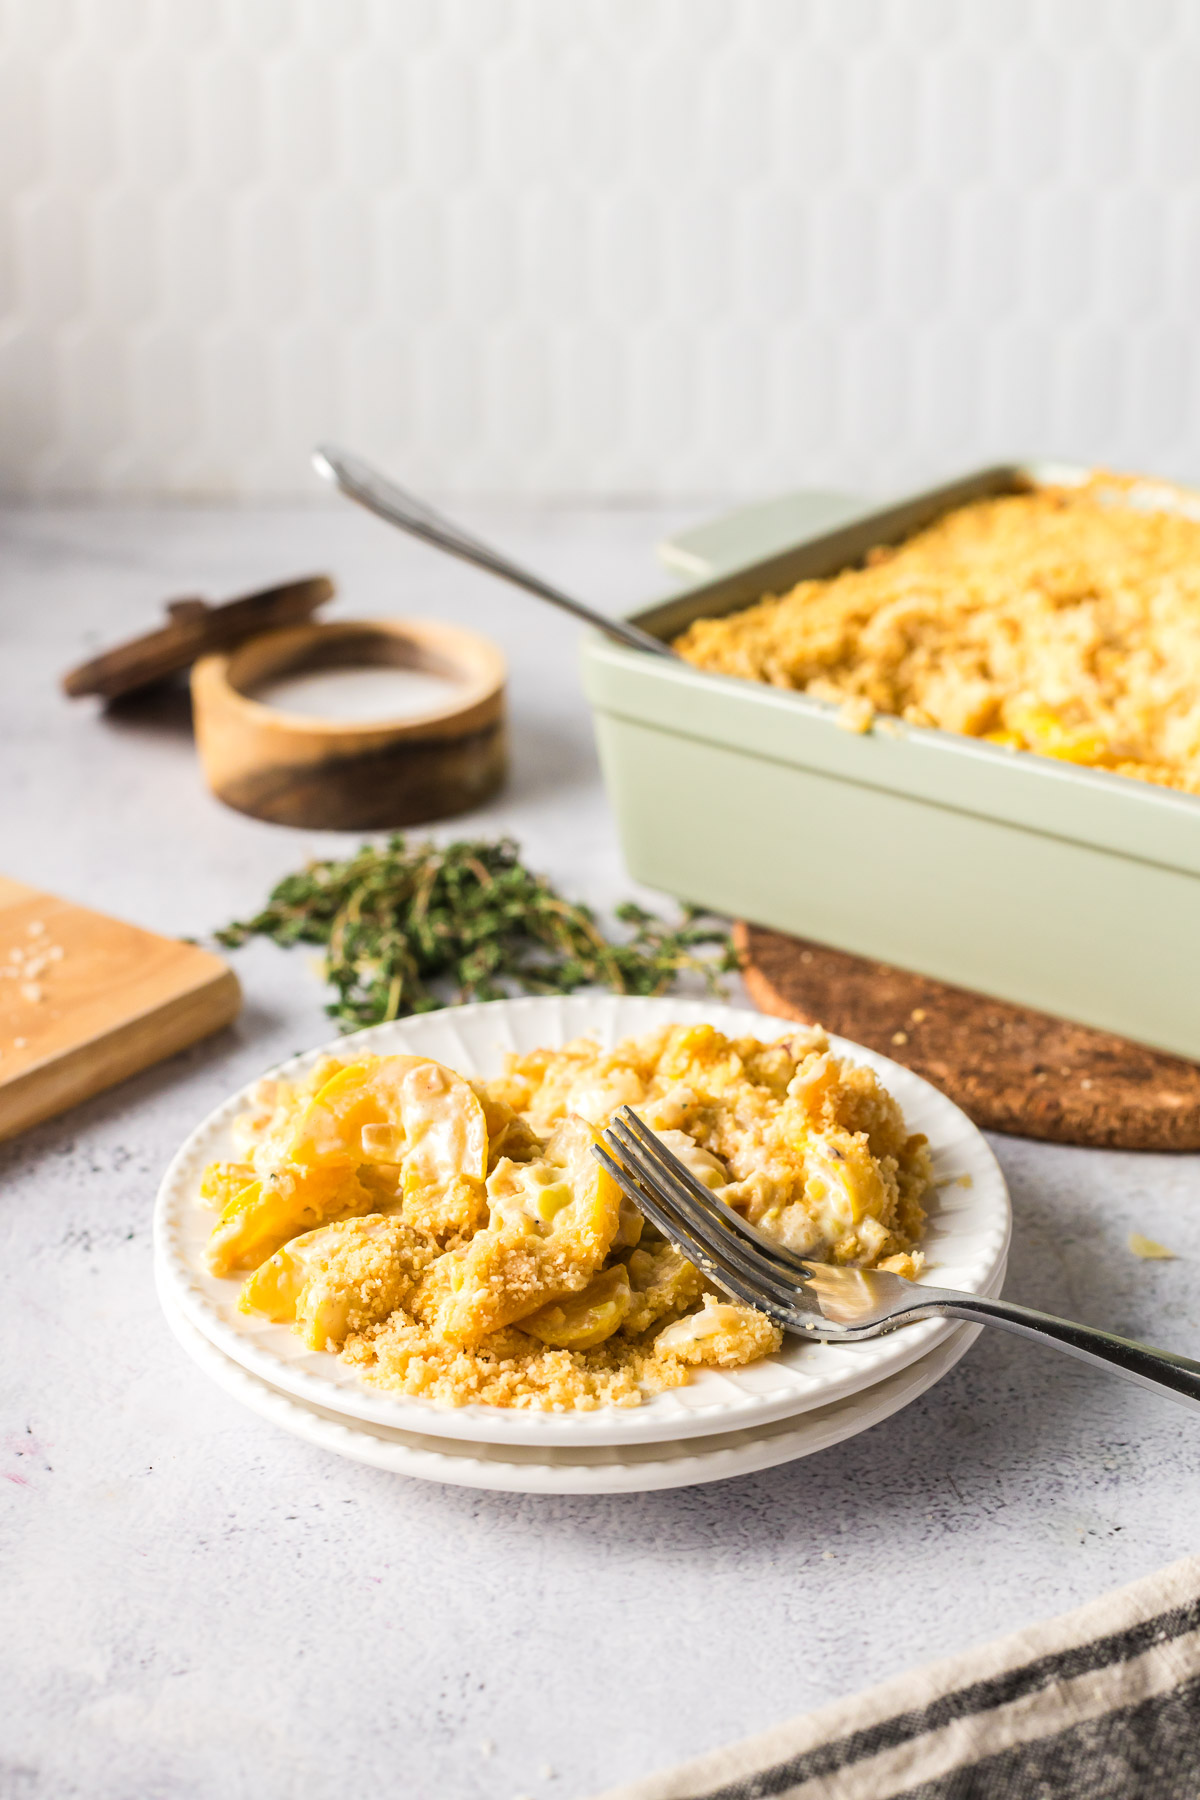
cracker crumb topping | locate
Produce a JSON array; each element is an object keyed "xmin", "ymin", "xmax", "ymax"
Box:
[{"xmin": 674, "ymin": 477, "xmax": 1200, "ymax": 795}]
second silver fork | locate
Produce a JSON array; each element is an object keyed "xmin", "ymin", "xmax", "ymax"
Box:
[{"xmin": 595, "ymin": 1107, "xmax": 1200, "ymax": 1414}]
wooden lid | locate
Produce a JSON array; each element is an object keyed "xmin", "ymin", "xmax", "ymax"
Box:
[{"xmin": 62, "ymin": 574, "xmax": 336, "ymax": 701}]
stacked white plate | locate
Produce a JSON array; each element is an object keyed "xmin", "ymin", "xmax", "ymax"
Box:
[{"xmin": 154, "ymin": 997, "xmax": 1011, "ymax": 1494}]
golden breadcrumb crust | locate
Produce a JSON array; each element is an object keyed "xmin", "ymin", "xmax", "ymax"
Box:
[{"xmin": 673, "ymin": 477, "xmax": 1200, "ymax": 794}]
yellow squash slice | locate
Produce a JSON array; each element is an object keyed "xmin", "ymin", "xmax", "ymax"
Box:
[
  {"xmin": 288, "ymin": 1054, "xmax": 488, "ymax": 1191},
  {"xmin": 198, "ymin": 1161, "xmax": 255, "ymax": 1210},
  {"xmin": 205, "ymin": 1055, "xmax": 489, "ymax": 1276},
  {"xmin": 521, "ymin": 1264, "xmax": 632, "ymax": 1349},
  {"xmin": 205, "ymin": 1169, "xmax": 375, "ymax": 1276},
  {"xmin": 620, "ymin": 1242, "xmax": 705, "ymax": 1337},
  {"xmin": 239, "ymin": 1215, "xmax": 425, "ymax": 1350},
  {"xmin": 418, "ymin": 1115, "xmax": 623, "ymax": 1347}
]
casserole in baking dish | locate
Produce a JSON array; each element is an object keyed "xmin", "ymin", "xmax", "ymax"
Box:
[{"xmin": 582, "ymin": 465, "xmax": 1200, "ymax": 1061}]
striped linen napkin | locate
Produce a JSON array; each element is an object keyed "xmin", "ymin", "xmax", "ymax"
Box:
[{"xmin": 593, "ymin": 1555, "xmax": 1200, "ymax": 1800}]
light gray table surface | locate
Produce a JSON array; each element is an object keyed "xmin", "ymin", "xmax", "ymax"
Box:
[{"xmin": 2, "ymin": 500, "xmax": 1198, "ymax": 1800}]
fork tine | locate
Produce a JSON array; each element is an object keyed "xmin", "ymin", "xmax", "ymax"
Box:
[
  {"xmin": 612, "ymin": 1108, "xmax": 818, "ymax": 1281},
  {"xmin": 605, "ymin": 1135, "xmax": 803, "ymax": 1314},
  {"xmin": 605, "ymin": 1116, "xmax": 819, "ymax": 1315},
  {"xmin": 597, "ymin": 1137, "xmax": 820, "ymax": 1339},
  {"xmin": 591, "ymin": 1143, "xmax": 799, "ymax": 1328}
]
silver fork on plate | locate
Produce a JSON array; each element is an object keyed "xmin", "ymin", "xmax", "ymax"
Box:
[{"xmin": 593, "ymin": 1108, "xmax": 1200, "ymax": 1413}]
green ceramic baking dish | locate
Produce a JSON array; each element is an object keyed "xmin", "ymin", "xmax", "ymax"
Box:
[{"xmin": 582, "ymin": 463, "xmax": 1200, "ymax": 1062}]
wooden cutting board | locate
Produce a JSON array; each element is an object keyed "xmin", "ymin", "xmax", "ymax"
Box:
[
  {"xmin": 736, "ymin": 921, "xmax": 1200, "ymax": 1151},
  {"xmin": 0, "ymin": 877, "xmax": 240, "ymax": 1141}
]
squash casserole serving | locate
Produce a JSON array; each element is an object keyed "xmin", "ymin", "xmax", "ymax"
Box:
[
  {"xmin": 673, "ymin": 476, "xmax": 1200, "ymax": 795},
  {"xmin": 201, "ymin": 1024, "xmax": 930, "ymax": 1411}
]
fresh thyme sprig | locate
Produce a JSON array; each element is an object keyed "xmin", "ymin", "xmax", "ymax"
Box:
[{"xmin": 215, "ymin": 835, "xmax": 737, "ymax": 1031}]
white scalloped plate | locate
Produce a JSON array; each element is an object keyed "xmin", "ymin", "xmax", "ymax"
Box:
[
  {"xmin": 154, "ymin": 996, "xmax": 1011, "ymax": 1448},
  {"xmin": 158, "ymin": 1263, "xmax": 997, "ymax": 1495}
]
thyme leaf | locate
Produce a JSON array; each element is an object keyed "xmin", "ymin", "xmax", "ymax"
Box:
[{"xmin": 215, "ymin": 834, "xmax": 737, "ymax": 1031}]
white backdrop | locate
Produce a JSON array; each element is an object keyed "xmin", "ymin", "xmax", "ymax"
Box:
[{"xmin": 2, "ymin": 0, "xmax": 1199, "ymax": 499}]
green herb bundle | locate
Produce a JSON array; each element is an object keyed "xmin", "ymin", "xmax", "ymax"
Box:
[{"xmin": 216, "ymin": 835, "xmax": 737, "ymax": 1031}]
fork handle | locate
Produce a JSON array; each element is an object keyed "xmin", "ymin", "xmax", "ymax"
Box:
[{"xmin": 915, "ymin": 1291, "xmax": 1200, "ymax": 1413}]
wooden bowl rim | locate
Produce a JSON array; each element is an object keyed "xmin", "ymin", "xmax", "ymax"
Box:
[{"xmin": 194, "ymin": 617, "xmax": 506, "ymax": 737}]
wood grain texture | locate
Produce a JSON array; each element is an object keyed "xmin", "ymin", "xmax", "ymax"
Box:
[
  {"xmin": 0, "ymin": 877, "xmax": 240, "ymax": 1141},
  {"xmin": 736, "ymin": 920, "xmax": 1200, "ymax": 1151},
  {"xmin": 191, "ymin": 618, "xmax": 507, "ymax": 829},
  {"xmin": 62, "ymin": 575, "xmax": 335, "ymax": 700}
]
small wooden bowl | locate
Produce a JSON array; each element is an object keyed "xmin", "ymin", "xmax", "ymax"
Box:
[{"xmin": 191, "ymin": 618, "xmax": 507, "ymax": 829}]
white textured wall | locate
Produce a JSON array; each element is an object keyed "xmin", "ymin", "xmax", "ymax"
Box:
[{"xmin": 2, "ymin": 0, "xmax": 1199, "ymax": 499}]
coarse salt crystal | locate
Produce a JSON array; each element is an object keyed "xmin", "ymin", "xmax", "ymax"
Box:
[
  {"xmin": 27, "ymin": 920, "xmax": 45, "ymax": 936},
  {"xmin": 20, "ymin": 984, "xmax": 42, "ymax": 1003}
]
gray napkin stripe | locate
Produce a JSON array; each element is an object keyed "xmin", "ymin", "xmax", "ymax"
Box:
[
  {"xmin": 691, "ymin": 1593, "xmax": 1200, "ymax": 1800},
  {"xmin": 890, "ymin": 1668, "xmax": 1200, "ymax": 1800},
  {"xmin": 591, "ymin": 1558, "xmax": 1200, "ymax": 1800}
]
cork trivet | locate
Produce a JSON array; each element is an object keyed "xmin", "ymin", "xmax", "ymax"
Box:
[{"xmin": 735, "ymin": 921, "xmax": 1200, "ymax": 1151}]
